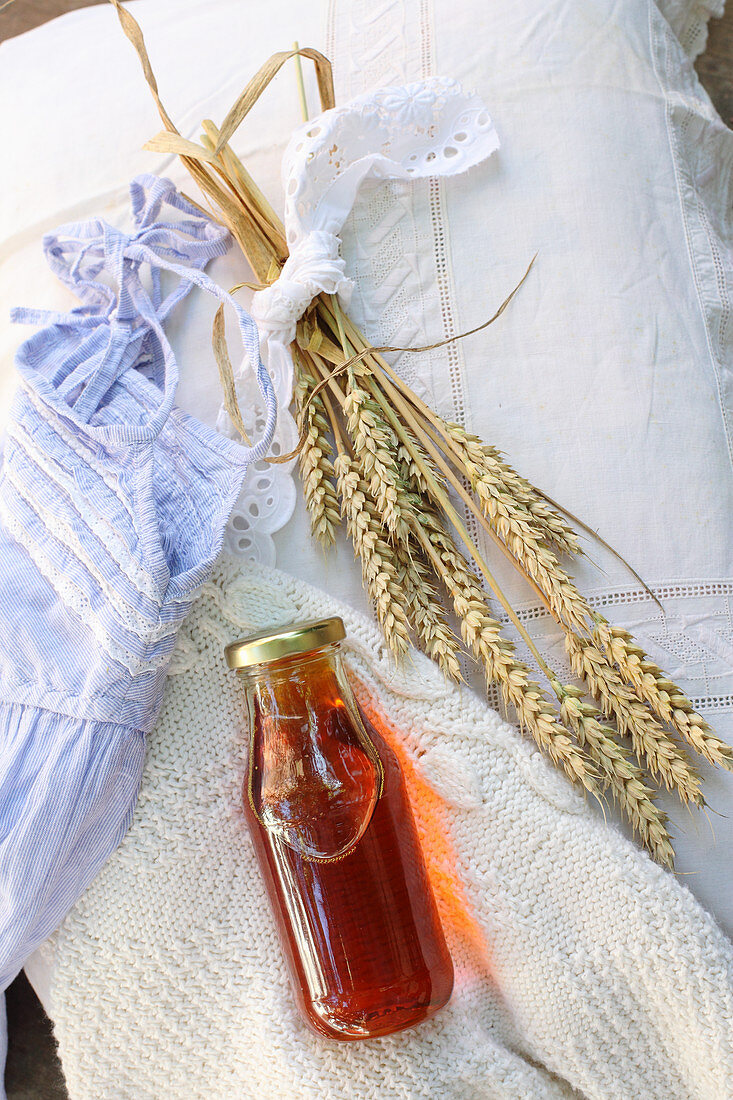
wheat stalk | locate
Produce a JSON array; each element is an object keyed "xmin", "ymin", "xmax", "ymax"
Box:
[
  {"xmin": 409, "ymin": 512, "xmax": 595, "ymax": 791},
  {"xmin": 428, "ymin": 421, "xmax": 591, "ymax": 632},
  {"xmin": 593, "ymin": 616, "xmax": 733, "ymax": 771},
  {"xmin": 494, "ymin": 522, "xmax": 591, "ymax": 635},
  {"xmin": 396, "ymin": 440, "xmax": 444, "ymax": 496},
  {"xmin": 361, "ymin": 364, "xmax": 596, "ymax": 641},
  {"xmin": 334, "ymin": 425, "xmax": 462, "ymax": 679},
  {"xmin": 557, "ymin": 685, "xmax": 674, "ymax": 865},
  {"xmin": 113, "ymin": 3, "xmax": 733, "ymax": 866},
  {"xmin": 293, "ymin": 357, "xmax": 341, "ymax": 546}
]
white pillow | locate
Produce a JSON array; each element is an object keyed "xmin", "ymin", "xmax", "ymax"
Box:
[{"xmin": 2, "ymin": 0, "xmax": 732, "ymax": 1028}]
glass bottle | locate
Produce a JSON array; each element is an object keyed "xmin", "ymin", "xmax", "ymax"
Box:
[{"xmin": 225, "ymin": 616, "xmax": 454, "ymax": 1041}]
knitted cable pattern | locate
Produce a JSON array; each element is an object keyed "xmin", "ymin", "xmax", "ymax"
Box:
[{"xmin": 47, "ymin": 557, "xmax": 733, "ymax": 1100}]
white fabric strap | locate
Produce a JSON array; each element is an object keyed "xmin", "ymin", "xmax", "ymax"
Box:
[
  {"xmin": 250, "ymin": 230, "xmax": 350, "ymax": 409},
  {"xmin": 225, "ymin": 76, "xmax": 500, "ymax": 416}
]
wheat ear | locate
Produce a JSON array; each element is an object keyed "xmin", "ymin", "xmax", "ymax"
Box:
[
  {"xmin": 293, "ymin": 360, "xmax": 341, "ymax": 546},
  {"xmin": 408, "ymin": 514, "xmax": 595, "ymax": 791},
  {"xmin": 557, "ymin": 685, "xmax": 674, "ymax": 866},
  {"xmin": 593, "ymin": 617, "xmax": 733, "ymax": 771},
  {"xmin": 394, "ymin": 542, "xmax": 463, "ymax": 682},
  {"xmin": 565, "ymin": 632, "xmax": 703, "ymax": 806},
  {"xmin": 496, "ymin": 523, "xmax": 591, "ymax": 635},
  {"xmin": 443, "ymin": 421, "xmax": 581, "ymax": 557},
  {"xmin": 439, "ymin": 424, "xmax": 590, "ymax": 631},
  {"xmin": 112, "ymin": 11, "xmax": 733, "ymax": 869},
  {"xmin": 343, "ymin": 372, "xmax": 409, "ymax": 541},
  {"xmin": 393, "ymin": 409, "xmax": 592, "ymax": 634},
  {"xmin": 334, "ymin": 453, "xmax": 411, "ymax": 658}
]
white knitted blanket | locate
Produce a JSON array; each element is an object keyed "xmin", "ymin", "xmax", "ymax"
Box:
[{"xmin": 46, "ymin": 558, "xmax": 733, "ymax": 1099}]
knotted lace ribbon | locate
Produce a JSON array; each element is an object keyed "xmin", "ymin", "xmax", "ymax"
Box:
[{"xmin": 220, "ymin": 76, "xmax": 500, "ymax": 431}]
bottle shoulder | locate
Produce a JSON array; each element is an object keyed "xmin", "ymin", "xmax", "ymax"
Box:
[{"xmin": 356, "ymin": 708, "xmax": 402, "ymax": 779}]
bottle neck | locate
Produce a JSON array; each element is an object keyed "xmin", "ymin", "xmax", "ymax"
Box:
[{"xmin": 239, "ymin": 643, "xmax": 349, "ymax": 715}]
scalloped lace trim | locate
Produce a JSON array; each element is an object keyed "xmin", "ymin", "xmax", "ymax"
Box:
[{"xmin": 219, "ymin": 368, "xmax": 299, "ymax": 566}]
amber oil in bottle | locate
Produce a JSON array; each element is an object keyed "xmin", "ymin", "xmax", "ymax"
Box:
[{"xmin": 225, "ymin": 616, "xmax": 454, "ymax": 1040}]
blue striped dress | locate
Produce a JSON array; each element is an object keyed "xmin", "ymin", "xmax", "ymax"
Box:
[{"xmin": 0, "ymin": 175, "xmax": 276, "ymax": 1091}]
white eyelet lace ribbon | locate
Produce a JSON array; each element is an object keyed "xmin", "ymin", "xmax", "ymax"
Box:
[{"xmin": 220, "ymin": 76, "xmax": 500, "ymax": 562}]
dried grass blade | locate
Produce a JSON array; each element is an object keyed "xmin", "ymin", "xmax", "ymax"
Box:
[
  {"xmin": 185, "ymin": 156, "xmax": 276, "ymax": 281},
  {"xmin": 198, "ymin": 132, "xmax": 283, "ymax": 256},
  {"xmin": 143, "ymin": 131, "xmax": 217, "ymax": 163},
  {"xmin": 109, "ymin": 0, "xmax": 178, "ymax": 133},
  {"xmin": 212, "ymin": 304, "xmax": 252, "ymax": 445},
  {"xmin": 109, "ymin": 0, "xmax": 279, "ymax": 279},
  {"xmin": 200, "ymin": 122, "xmax": 286, "ymax": 255},
  {"xmin": 215, "ymin": 48, "xmax": 334, "ymax": 155},
  {"xmin": 312, "ymin": 258, "xmax": 536, "ymax": 383}
]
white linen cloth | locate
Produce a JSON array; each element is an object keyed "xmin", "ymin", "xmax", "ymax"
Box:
[{"xmin": 1, "ymin": 0, "xmax": 733, "ymax": 1094}]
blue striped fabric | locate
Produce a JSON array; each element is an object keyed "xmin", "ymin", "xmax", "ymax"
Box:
[{"xmin": 0, "ymin": 175, "xmax": 276, "ymax": 1092}]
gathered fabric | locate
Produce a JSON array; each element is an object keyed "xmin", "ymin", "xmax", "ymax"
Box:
[
  {"xmin": 250, "ymin": 229, "xmax": 350, "ymax": 344},
  {"xmin": 0, "ymin": 175, "xmax": 275, "ymax": 1092}
]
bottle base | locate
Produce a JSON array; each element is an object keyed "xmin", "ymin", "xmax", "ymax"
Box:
[{"xmin": 304, "ymin": 975, "xmax": 454, "ymax": 1041}]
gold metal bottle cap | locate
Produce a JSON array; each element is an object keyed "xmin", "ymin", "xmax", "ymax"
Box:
[{"xmin": 224, "ymin": 616, "xmax": 346, "ymax": 670}]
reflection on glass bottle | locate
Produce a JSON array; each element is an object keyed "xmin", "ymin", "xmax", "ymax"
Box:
[{"xmin": 226, "ymin": 617, "xmax": 454, "ymax": 1040}]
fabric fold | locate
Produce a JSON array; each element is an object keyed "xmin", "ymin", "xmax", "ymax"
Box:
[
  {"xmin": 0, "ymin": 705, "xmax": 145, "ymax": 999},
  {"xmin": 1, "ymin": 175, "xmax": 276, "ymax": 727}
]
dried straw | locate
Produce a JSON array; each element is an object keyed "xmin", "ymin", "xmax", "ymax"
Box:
[{"xmin": 111, "ymin": 0, "xmax": 733, "ymax": 865}]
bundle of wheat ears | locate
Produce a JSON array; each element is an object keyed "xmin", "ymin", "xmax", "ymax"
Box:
[{"xmin": 113, "ymin": 0, "xmax": 732, "ymax": 867}]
